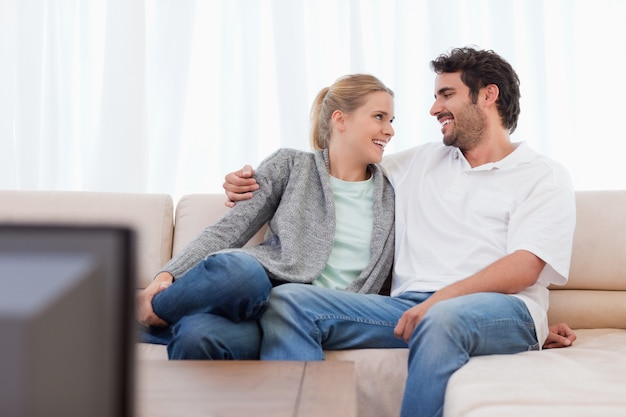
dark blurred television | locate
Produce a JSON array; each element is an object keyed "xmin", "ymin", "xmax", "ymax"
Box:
[{"xmin": 0, "ymin": 225, "xmax": 135, "ymax": 417}]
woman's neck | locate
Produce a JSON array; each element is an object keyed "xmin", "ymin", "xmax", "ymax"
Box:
[{"xmin": 327, "ymin": 152, "xmax": 370, "ymax": 182}]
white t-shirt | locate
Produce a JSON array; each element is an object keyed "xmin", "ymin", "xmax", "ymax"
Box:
[{"xmin": 381, "ymin": 141, "xmax": 576, "ymax": 346}]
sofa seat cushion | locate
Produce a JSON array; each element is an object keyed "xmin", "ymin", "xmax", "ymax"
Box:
[
  {"xmin": 444, "ymin": 328, "xmax": 626, "ymax": 417},
  {"xmin": 137, "ymin": 329, "xmax": 626, "ymax": 417},
  {"xmin": 136, "ymin": 341, "xmax": 168, "ymax": 360}
]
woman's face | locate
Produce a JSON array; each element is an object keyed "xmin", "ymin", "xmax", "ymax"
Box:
[{"xmin": 340, "ymin": 91, "xmax": 395, "ymax": 165}]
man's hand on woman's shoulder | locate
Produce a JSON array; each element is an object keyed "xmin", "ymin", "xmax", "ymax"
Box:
[{"xmin": 223, "ymin": 165, "xmax": 258, "ymax": 207}]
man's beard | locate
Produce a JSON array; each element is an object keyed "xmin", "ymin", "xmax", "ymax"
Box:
[{"xmin": 443, "ymin": 104, "xmax": 487, "ymax": 151}]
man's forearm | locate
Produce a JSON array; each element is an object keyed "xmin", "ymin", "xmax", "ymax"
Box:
[{"xmin": 434, "ymin": 249, "xmax": 545, "ymax": 302}]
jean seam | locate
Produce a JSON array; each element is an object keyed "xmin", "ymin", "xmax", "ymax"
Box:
[
  {"xmin": 474, "ymin": 317, "xmax": 538, "ymax": 352},
  {"xmin": 314, "ymin": 314, "xmax": 397, "ymax": 327}
]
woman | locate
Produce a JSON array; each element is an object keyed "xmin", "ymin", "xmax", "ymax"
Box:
[{"xmin": 137, "ymin": 74, "xmax": 396, "ymax": 359}]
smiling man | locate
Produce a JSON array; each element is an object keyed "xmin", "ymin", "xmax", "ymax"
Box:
[{"xmin": 224, "ymin": 47, "xmax": 577, "ymax": 417}]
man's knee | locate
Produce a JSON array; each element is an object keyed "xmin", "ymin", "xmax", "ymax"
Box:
[
  {"xmin": 411, "ymin": 293, "xmax": 518, "ymax": 350},
  {"xmin": 411, "ymin": 298, "xmax": 475, "ymax": 347}
]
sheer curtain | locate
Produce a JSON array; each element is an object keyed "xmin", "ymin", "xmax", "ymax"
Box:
[{"xmin": 1, "ymin": 0, "xmax": 624, "ymax": 201}]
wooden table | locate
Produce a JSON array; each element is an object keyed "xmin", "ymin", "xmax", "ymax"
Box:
[{"xmin": 135, "ymin": 360, "xmax": 357, "ymax": 417}]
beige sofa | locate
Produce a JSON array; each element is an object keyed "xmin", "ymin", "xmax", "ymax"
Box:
[{"xmin": 2, "ymin": 189, "xmax": 625, "ymax": 417}]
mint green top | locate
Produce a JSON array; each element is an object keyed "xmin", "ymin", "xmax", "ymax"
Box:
[{"xmin": 313, "ymin": 175, "xmax": 375, "ymax": 290}]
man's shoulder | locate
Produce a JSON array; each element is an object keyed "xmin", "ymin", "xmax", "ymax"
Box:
[
  {"xmin": 517, "ymin": 143, "xmax": 572, "ymax": 188},
  {"xmin": 384, "ymin": 141, "xmax": 444, "ymax": 163},
  {"xmin": 382, "ymin": 141, "xmax": 448, "ymax": 172}
]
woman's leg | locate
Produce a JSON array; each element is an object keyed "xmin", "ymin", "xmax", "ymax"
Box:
[
  {"xmin": 167, "ymin": 313, "xmax": 262, "ymax": 359},
  {"xmin": 259, "ymin": 284, "xmax": 427, "ymax": 360},
  {"xmin": 400, "ymin": 293, "xmax": 539, "ymax": 417},
  {"xmin": 137, "ymin": 324, "xmax": 173, "ymax": 345},
  {"xmin": 152, "ymin": 252, "xmax": 272, "ymax": 325}
]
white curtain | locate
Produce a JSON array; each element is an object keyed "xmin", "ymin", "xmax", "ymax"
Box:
[{"xmin": 2, "ymin": 0, "xmax": 624, "ymax": 202}]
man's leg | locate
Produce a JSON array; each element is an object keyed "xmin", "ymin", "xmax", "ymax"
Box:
[
  {"xmin": 167, "ymin": 313, "xmax": 262, "ymax": 359},
  {"xmin": 260, "ymin": 284, "xmax": 430, "ymax": 360},
  {"xmin": 401, "ymin": 293, "xmax": 539, "ymax": 417},
  {"xmin": 152, "ymin": 252, "xmax": 271, "ymax": 324}
]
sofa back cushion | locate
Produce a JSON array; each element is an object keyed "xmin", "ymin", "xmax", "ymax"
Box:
[
  {"xmin": 0, "ymin": 190, "xmax": 174, "ymax": 288},
  {"xmin": 548, "ymin": 190, "xmax": 626, "ymax": 329},
  {"xmin": 564, "ymin": 190, "xmax": 626, "ymax": 290},
  {"xmin": 172, "ymin": 194, "xmax": 267, "ymax": 257}
]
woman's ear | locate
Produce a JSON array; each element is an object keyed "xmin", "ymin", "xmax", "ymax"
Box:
[{"xmin": 331, "ymin": 110, "xmax": 346, "ymax": 132}]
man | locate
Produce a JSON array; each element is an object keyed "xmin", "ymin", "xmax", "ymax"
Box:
[{"xmin": 224, "ymin": 47, "xmax": 576, "ymax": 417}]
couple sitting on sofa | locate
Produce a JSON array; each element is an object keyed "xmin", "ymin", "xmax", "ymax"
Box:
[{"xmin": 138, "ymin": 47, "xmax": 576, "ymax": 417}]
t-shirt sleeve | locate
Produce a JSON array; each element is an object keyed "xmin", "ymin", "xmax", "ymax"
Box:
[{"xmin": 508, "ymin": 177, "xmax": 576, "ymax": 286}]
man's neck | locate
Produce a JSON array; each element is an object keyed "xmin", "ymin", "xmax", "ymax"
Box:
[{"xmin": 461, "ymin": 130, "xmax": 515, "ymax": 168}]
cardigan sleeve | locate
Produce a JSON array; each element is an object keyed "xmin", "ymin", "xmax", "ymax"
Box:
[{"xmin": 159, "ymin": 149, "xmax": 297, "ymax": 279}]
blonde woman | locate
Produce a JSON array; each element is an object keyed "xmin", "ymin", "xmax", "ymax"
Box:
[{"xmin": 137, "ymin": 74, "xmax": 396, "ymax": 359}]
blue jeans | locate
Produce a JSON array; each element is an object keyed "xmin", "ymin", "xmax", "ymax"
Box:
[
  {"xmin": 139, "ymin": 252, "xmax": 273, "ymax": 359},
  {"xmin": 260, "ymin": 284, "xmax": 539, "ymax": 417}
]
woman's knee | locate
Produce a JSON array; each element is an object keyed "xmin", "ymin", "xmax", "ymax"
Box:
[{"xmin": 201, "ymin": 252, "xmax": 272, "ymax": 295}]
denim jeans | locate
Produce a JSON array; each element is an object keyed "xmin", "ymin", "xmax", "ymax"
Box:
[
  {"xmin": 259, "ymin": 284, "xmax": 539, "ymax": 417},
  {"xmin": 140, "ymin": 252, "xmax": 273, "ymax": 359}
]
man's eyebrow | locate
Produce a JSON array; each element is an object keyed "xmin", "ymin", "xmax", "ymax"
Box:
[{"xmin": 435, "ymin": 87, "xmax": 455, "ymax": 98}]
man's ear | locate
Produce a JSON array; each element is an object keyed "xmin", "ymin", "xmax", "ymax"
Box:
[
  {"xmin": 483, "ymin": 84, "xmax": 499, "ymax": 105},
  {"xmin": 331, "ymin": 110, "xmax": 346, "ymax": 132}
]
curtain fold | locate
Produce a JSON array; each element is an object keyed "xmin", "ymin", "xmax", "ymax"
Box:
[{"xmin": 1, "ymin": 0, "xmax": 624, "ymax": 200}]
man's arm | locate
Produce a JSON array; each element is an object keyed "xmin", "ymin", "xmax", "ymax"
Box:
[
  {"xmin": 223, "ymin": 165, "xmax": 258, "ymax": 207},
  {"xmin": 394, "ymin": 249, "xmax": 545, "ymax": 342}
]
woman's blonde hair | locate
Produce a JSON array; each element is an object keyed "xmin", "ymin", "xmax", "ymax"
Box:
[{"xmin": 310, "ymin": 74, "xmax": 394, "ymax": 150}]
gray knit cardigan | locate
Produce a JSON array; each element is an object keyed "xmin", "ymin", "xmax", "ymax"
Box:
[{"xmin": 161, "ymin": 148, "xmax": 395, "ymax": 294}]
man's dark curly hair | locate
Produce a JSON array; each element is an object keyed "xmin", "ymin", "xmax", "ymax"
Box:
[{"xmin": 430, "ymin": 47, "xmax": 521, "ymax": 133}]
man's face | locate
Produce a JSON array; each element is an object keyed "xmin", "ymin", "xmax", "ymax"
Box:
[{"xmin": 429, "ymin": 71, "xmax": 486, "ymax": 151}]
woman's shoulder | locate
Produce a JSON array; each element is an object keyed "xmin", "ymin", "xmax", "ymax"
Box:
[
  {"xmin": 262, "ymin": 148, "xmax": 315, "ymax": 163},
  {"xmin": 255, "ymin": 148, "xmax": 318, "ymax": 182}
]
